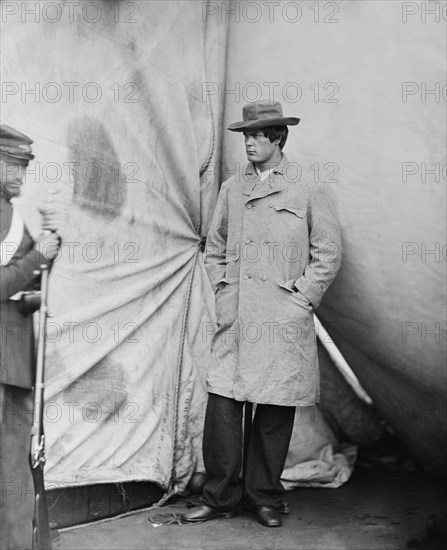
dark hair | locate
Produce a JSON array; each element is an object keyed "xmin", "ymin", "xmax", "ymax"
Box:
[{"xmin": 259, "ymin": 126, "xmax": 289, "ymax": 150}]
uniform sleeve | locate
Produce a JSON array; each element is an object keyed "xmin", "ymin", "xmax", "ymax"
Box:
[
  {"xmin": 204, "ymin": 181, "xmax": 230, "ymax": 293},
  {"xmin": 0, "ymin": 248, "xmax": 50, "ymax": 302},
  {"xmin": 294, "ymin": 186, "xmax": 342, "ymax": 308}
]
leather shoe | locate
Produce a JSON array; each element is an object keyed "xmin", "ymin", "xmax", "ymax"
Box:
[
  {"xmin": 182, "ymin": 505, "xmax": 236, "ymax": 523},
  {"xmin": 254, "ymin": 506, "xmax": 282, "ymax": 527}
]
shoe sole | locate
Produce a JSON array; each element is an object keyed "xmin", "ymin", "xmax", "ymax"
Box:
[{"xmin": 257, "ymin": 519, "xmax": 282, "ymax": 527}]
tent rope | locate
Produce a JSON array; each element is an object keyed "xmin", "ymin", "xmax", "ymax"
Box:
[
  {"xmin": 152, "ymin": 247, "xmax": 200, "ymax": 509},
  {"xmin": 200, "ymin": 0, "xmax": 216, "ymax": 181},
  {"xmin": 200, "ymin": 102, "xmax": 215, "ymax": 179},
  {"xmin": 197, "ymin": 6, "xmax": 216, "ymax": 241}
]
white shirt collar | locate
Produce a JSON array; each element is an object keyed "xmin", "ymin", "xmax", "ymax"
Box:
[{"xmin": 255, "ymin": 166, "xmax": 274, "ymax": 182}]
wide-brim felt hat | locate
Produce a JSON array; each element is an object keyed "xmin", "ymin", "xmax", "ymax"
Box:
[
  {"xmin": 228, "ymin": 100, "xmax": 300, "ymax": 132},
  {"xmin": 0, "ymin": 124, "xmax": 34, "ymax": 163}
]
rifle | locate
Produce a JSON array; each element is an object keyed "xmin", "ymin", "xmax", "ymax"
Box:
[{"xmin": 28, "ymin": 264, "xmax": 52, "ymax": 550}]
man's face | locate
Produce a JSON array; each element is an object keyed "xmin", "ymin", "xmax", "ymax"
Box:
[
  {"xmin": 0, "ymin": 159, "xmax": 27, "ymax": 199},
  {"xmin": 243, "ymin": 130, "xmax": 278, "ymax": 165}
]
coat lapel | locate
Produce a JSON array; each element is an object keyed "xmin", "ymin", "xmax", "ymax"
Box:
[
  {"xmin": 242, "ymin": 156, "xmax": 289, "ymax": 202},
  {"xmin": 242, "ymin": 163, "xmax": 259, "ymax": 196}
]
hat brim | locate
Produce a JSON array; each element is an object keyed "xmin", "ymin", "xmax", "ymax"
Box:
[
  {"xmin": 228, "ymin": 117, "xmax": 300, "ymax": 132},
  {"xmin": 0, "ymin": 151, "xmax": 33, "ymax": 164}
]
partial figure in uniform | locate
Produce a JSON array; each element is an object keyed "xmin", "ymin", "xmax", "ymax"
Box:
[
  {"xmin": 183, "ymin": 100, "xmax": 342, "ymax": 527},
  {"xmin": 0, "ymin": 125, "xmax": 60, "ymax": 550}
]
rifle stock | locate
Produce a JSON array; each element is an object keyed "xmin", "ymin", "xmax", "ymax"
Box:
[{"xmin": 30, "ymin": 264, "xmax": 51, "ymax": 550}]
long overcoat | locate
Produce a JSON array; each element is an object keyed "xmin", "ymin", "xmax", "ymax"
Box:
[
  {"xmin": 204, "ymin": 155, "xmax": 342, "ymax": 406},
  {"xmin": 0, "ymin": 196, "xmax": 49, "ymax": 388}
]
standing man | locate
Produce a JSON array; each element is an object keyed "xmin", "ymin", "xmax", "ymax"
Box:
[
  {"xmin": 0, "ymin": 125, "xmax": 60, "ymax": 550},
  {"xmin": 183, "ymin": 100, "xmax": 342, "ymax": 527}
]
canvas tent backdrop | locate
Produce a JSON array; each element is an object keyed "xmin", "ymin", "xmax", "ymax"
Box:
[
  {"xmin": 1, "ymin": 0, "xmax": 445, "ymax": 499},
  {"xmin": 3, "ymin": 0, "xmax": 228, "ymax": 493}
]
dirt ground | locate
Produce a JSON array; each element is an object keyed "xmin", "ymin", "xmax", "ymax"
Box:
[{"xmin": 54, "ymin": 469, "xmax": 446, "ymax": 550}]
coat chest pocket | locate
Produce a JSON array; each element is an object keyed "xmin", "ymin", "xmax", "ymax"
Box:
[
  {"xmin": 274, "ymin": 205, "xmax": 307, "ymax": 218},
  {"xmin": 271, "ymin": 205, "xmax": 308, "ymax": 239}
]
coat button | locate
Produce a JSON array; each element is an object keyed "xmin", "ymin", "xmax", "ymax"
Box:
[
  {"xmin": 246, "ymin": 204, "xmax": 252, "ymax": 209},
  {"xmin": 261, "ymin": 275, "xmax": 267, "ymax": 281},
  {"xmin": 269, "ymin": 203, "xmax": 274, "ymax": 208},
  {"xmin": 264, "ymin": 239, "xmax": 270, "ymax": 244},
  {"xmin": 245, "ymin": 238, "xmax": 251, "ymax": 244}
]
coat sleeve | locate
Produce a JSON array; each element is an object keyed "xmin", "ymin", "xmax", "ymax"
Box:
[
  {"xmin": 0, "ymin": 247, "xmax": 50, "ymax": 302},
  {"xmin": 294, "ymin": 186, "xmax": 342, "ymax": 309},
  {"xmin": 204, "ymin": 181, "xmax": 230, "ymax": 294}
]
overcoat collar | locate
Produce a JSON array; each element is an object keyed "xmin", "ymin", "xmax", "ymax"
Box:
[{"xmin": 242, "ymin": 154, "xmax": 289, "ymax": 201}]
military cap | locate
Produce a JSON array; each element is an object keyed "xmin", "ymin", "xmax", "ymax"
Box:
[{"xmin": 0, "ymin": 124, "xmax": 34, "ymax": 163}]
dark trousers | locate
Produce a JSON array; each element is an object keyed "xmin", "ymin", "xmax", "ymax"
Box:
[
  {"xmin": 0, "ymin": 384, "xmax": 34, "ymax": 550},
  {"xmin": 201, "ymin": 393, "xmax": 295, "ymax": 510}
]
